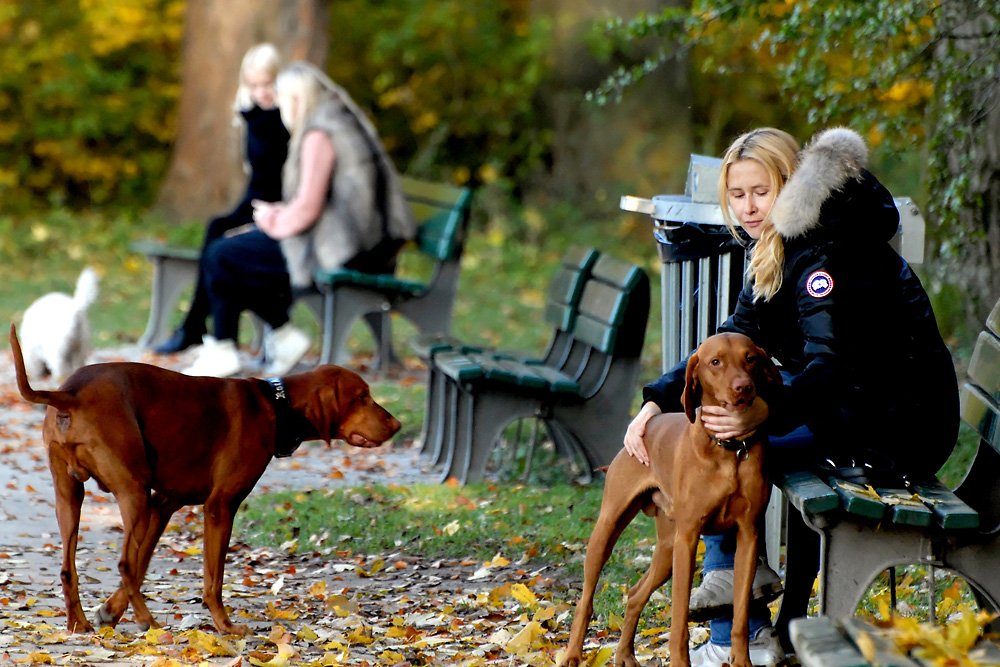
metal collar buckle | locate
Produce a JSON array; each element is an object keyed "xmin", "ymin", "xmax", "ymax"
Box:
[{"xmin": 717, "ymin": 437, "xmax": 751, "ymax": 460}]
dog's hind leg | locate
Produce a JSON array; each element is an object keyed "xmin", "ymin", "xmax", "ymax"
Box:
[
  {"xmin": 614, "ymin": 506, "xmax": 675, "ymax": 667},
  {"xmin": 561, "ymin": 477, "xmax": 652, "ymax": 666},
  {"xmin": 203, "ymin": 492, "xmax": 251, "ymax": 636},
  {"xmin": 97, "ymin": 492, "xmax": 182, "ymax": 628},
  {"xmin": 113, "ymin": 482, "xmax": 162, "ymax": 631},
  {"xmin": 49, "ymin": 447, "xmax": 94, "ymax": 633}
]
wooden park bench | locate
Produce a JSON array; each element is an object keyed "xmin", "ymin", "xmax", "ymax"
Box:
[
  {"xmin": 773, "ymin": 296, "xmax": 1000, "ymax": 665},
  {"xmin": 130, "ymin": 177, "xmax": 472, "ymax": 369},
  {"xmin": 423, "ymin": 250, "xmax": 650, "ymax": 485}
]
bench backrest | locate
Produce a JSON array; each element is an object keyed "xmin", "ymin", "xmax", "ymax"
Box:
[
  {"xmin": 544, "ymin": 246, "xmax": 600, "ymax": 332},
  {"xmin": 573, "ymin": 254, "xmax": 651, "ymax": 358},
  {"xmin": 957, "ymin": 297, "xmax": 1000, "ymax": 525},
  {"xmin": 402, "ymin": 177, "xmax": 474, "ymax": 262}
]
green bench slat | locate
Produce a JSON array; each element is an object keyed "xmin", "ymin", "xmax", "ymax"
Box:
[
  {"xmin": 789, "ymin": 616, "xmax": 871, "ymax": 667},
  {"xmin": 589, "ymin": 253, "xmax": 643, "ymax": 291},
  {"xmin": 968, "ymin": 330, "xmax": 1000, "ymax": 402},
  {"xmin": 987, "ymin": 297, "xmax": 1000, "ymax": 337},
  {"xmin": 129, "ymin": 240, "xmax": 200, "ymax": 262},
  {"xmin": 435, "ymin": 352, "xmax": 485, "ymax": 382},
  {"xmin": 960, "ymin": 383, "xmax": 1000, "ymax": 454},
  {"xmin": 824, "ymin": 477, "xmax": 886, "ymax": 520},
  {"xmin": 776, "ymin": 470, "xmax": 841, "ymax": 515},
  {"xmin": 907, "ymin": 478, "xmax": 980, "ymax": 530},
  {"xmin": 872, "ymin": 487, "xmax": 933, "ymax": 527}
]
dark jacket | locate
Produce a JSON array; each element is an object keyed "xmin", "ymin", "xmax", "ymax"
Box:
[
  {"xmin": 241, "ymin": 105, "xmax": 290, "ymax": 205},
  {"xmin": 644, "ymin": 128, "xmax": 958, "ymax": 475}
]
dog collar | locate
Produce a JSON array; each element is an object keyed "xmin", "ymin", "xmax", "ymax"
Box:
[
  {"xmin": 263, "ymin": 377, "xmax": 304, "ymax": 459},
  {"xmin": 716, "ymin": 437, "xmax": 752, "ymax": 460}
]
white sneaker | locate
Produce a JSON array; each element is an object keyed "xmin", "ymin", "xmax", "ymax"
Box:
[
  {"xmin": 689, "ymin": 560, "xmax": 783, "ymax": 620},
  {"xmin": 690, "ymin": 624, "xmax": 786, "ymax": 667},
  {"xmin": 182, "ymin": 336, "xmax": 241, "ymax": 377},
  {"xmin": 262, "ymin": 324, "xmax": 311, "ymax": 376}
]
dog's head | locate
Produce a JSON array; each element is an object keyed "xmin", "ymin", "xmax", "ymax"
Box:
[
  {"xmin": 291, "ymin": 365, "xmax": 401, "ymax": 447},
  {"xmin": 682, "ymin": 332, "xmax": 781, "ymax": 423}
]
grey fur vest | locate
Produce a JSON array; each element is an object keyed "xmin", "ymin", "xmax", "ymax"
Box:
[{"xmin": 280, "ymin": 89, "xmax": 415, "ymax": 288}]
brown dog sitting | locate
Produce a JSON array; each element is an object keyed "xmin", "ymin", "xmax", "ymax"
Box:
[
  {"xmin": 9, "ymin": 323, "xmax": 401, "ymax": 636},
  {"xmin": 560, "ymin": 332, "xmax": 781, "ymax": 667}
]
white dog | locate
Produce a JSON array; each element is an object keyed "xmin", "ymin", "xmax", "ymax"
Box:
[{"xmin": 20, "ymin": 267, "xmax": 99, "ymax": 384}]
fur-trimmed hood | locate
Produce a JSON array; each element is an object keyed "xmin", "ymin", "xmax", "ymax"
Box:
[{"xmin": 770, "ymin": 127, "xmax": 869, "ymax": 240}]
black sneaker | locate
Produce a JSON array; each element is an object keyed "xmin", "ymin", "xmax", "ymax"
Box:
[{"xmin": 153, "ymin": 328, "xmax": 203, "ymax": 354}]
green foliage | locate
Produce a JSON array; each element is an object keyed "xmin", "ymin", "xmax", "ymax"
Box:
[
  {"xmin": 325, "ymin": 0, "xmax": 553, "ymax": 190},
  {"xmin": 0, "ymin": 0, "xmax": 183, "ymax": 213},
  {"xmin": 591, "ymin": 0, "xmax": 1000, "ymax": 331}
]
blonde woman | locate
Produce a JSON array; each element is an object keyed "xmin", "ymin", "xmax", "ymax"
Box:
[
  {"xmin": 251, "ymin": 62, "xmax": 416, "ymax": 373},
  {"xmin": 623, "ymin": 127, "xmax": 957, "ymax": 666},
  {"xmin": 160, "ymin": 44, "xmax": 289, "ymax": 373}
]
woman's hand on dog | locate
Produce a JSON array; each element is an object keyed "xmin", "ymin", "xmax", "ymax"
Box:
[
  {"xmin": 624, "ymin": 401, "xmax": 662, "ymax": 466},
  {"xmin": 701, "ymin": 397, "xmax": 769, "ymax": 440}
]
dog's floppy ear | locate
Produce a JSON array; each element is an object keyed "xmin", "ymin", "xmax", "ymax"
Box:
[
  {"xmin": 753, "ymin": 345, "xmax": 783, "ymax": 390},
  {"xmin": 682, "ymin": 352, "xmax": 701, "ymax": 423},
  {"xmin": 302, "ymin": 384, "xmax": 339, "ymax": 445}
]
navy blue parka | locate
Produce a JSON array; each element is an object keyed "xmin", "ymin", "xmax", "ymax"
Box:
[{"xmin": 642, "ymin": 129, "xmax": 958, "ymax": 477}]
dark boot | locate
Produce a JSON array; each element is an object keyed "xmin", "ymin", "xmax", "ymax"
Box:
[{"xmin": 153, "ymin": 328, "xmax": 203, "ymax": 354}]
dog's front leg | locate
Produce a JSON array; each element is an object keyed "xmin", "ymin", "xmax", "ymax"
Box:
[
  {"xmin": 203, "ymin": 495, "xmax": 250, "ymax": 636},
  {"xmin": 730, "ymin": 519, "xmax": 759, "ymax": 667},
  {"xmin": 667, "ymin": 522, "xmax": 701, "ymax": 667}
]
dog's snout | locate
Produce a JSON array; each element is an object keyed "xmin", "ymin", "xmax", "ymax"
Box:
[{"xmin": 732, "ymin": 374, "xmax": 754, "ymax": 397}]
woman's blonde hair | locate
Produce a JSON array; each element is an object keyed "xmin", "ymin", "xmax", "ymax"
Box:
[
  {"xmin": 275, "ymin": 61, "xmax": 330, "ymax": 143},
  {"xmin": 233, "ymin": 43, "xmax": 282, "ymax": 113},
  {"xmin": 718, "ymin": 128, "xmax": 800, "ymax": 302}
]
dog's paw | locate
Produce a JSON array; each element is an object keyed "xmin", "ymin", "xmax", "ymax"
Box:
[{"xmin": 95, "ymin": 602, "xmax": 118, "ymax": 627}]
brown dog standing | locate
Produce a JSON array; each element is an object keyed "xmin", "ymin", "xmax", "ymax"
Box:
[
  {"xmin": 561, "ymin": 332, "xmax": 781, "ymax": 667},
  {"xmin": 9, "ymin": 323, "xmax": 400, "ymax": 636}
]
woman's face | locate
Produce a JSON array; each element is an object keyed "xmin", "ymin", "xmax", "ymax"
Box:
[
  {"xmin": 244, "ymin": 67, "xmax": 276, "ymax": 109},
  {"xmin": 726, "ymin": 159, "xmax": 776, "ymax": 240}
]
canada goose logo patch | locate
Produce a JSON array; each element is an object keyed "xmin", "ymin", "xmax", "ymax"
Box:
[{"xmin": 806, "ymin": 270, "xmax": 834, "ymax": 298}]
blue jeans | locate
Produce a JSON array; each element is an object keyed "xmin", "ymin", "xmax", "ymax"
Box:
[{"xmin": 705, "ymin": 424, "xmax": 815, "ymax": 647}]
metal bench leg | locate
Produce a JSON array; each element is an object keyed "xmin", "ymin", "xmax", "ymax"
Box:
[
  {"xmin": 138, "ymin": 257, "xmax": 198, "ymax": 347},
  {"xmin": 435, "ymin": 379, "xmax": 464, "ymax": 484},
  {"xmin": 774, "ymin": 505, "xmax": 820, "ymax": 650},
  {"xmin": 458, "ymin": 391, "xmax": 539, "ymax": 485},
  {"xmin": 419, "ymin": 367, "xmax": 447, "ymax": 462}
]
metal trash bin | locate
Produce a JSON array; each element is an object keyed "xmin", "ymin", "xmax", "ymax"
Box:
[{"xmin": 621, "ymin": 191, "xmax": 745, "ymax": 373}]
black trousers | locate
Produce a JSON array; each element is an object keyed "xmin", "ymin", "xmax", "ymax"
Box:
[{"xmin": 201, "ymin": 227, "xmax": 292, "ymax": 342}]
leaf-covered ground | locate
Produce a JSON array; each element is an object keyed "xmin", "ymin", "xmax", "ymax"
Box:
[{"xmin": 2, "ymin": 345, "xmax": 998, "ymax": 666}]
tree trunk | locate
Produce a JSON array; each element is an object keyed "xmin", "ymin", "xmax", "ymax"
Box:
[
  {"xmin": 933, "ymin": 4, "xmax": 1000, "ymax": 334},
  {"xmin": 155, "ymin": 0, "xmax": 329, "ymax": 222}
]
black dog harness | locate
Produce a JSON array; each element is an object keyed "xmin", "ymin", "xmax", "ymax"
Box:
[{"xmin": 262, "ymin": 377, "xmax": 306, "ymax": 458}]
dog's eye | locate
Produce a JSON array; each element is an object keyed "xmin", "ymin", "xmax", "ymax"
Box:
[{"xmin": 710, "ymin": 358, "xmax": 721, "ymax": 367}]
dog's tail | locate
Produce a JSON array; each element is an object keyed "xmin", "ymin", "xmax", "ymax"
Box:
[
  {"xmin": 73, "ymin": 267, "xmax": 99, "ymax": 311},
  {"xmin": 10, "ymin": 323, "xmax": 77, "ymax": 409}
]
